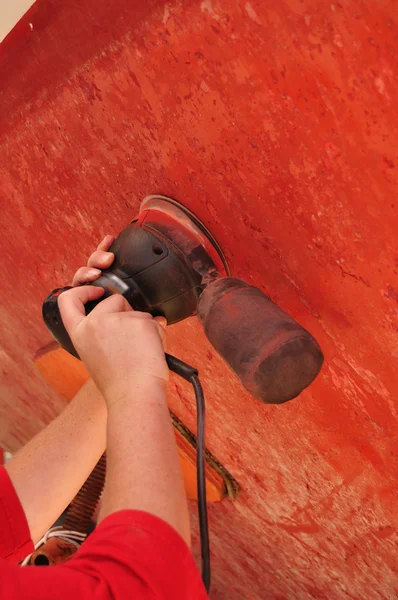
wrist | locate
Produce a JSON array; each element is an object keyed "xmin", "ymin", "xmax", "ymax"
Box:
[{"xmin": 103, "ymin": 376, "xmax": 168, "ymax": 410}]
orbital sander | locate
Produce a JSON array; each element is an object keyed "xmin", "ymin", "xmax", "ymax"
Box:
[
  {"xmin": 43, "ymin": 194, "xmax": 323, "ymax": 403},
  {"xmin": 42, "ymin": 195, "xmax": 324, "ymax": 591}
]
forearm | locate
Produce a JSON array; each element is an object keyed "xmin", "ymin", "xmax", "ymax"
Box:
[
  {"xmin": 6, "ymin": 379, "xmax": 107, "ymax": 543},
  {"xmin": 99, "ymin": 381, "xmax": 190, "ymax": 546}
]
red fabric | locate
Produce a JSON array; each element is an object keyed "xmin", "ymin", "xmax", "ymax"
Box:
[
  {"xmin": 0, "ymin": 466, "xmax": 208, "ymax": 599},
  {"xmin": 0, "ymin": 467, "xmax": 33, "ymax": 563}
]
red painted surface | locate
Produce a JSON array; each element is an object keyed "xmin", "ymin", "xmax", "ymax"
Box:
[{"xmin": 0, "ymin": 0, "xmax": 397, "ymax": 597}]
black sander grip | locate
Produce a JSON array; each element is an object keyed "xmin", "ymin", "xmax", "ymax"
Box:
[{"xmin": 197, "ymin": 278, "xmax": 323, "ymax": 404}]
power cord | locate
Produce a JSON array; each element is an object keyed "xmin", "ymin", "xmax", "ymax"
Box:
[{"xmin": 165, "ymin": 354, "xmax": 210, "ymax": 593}]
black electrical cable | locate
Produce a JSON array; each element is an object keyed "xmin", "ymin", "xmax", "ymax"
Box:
[
  {"xmin": 165, "ymin": 354, "xmax": 210, "ymax": 593},
  {"xmin": 191, "ymin": 374, "xmax": 210, "ymax": 592}
]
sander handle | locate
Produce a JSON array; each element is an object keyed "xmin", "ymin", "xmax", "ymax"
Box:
[{"xmin": 42, "ymin": 271, "xmax": 148, "ymax": 358}]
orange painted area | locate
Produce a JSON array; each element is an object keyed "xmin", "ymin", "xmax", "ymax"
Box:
[
  {"xmin": 34, "ymin": 344, "xmax": 226, "ymax": 503},
  {"xmin": 35, "ymin": 342, "xmax": 90, "ymax": 400}
]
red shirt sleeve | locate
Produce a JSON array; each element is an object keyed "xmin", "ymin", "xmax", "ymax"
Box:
[
  {"xmin": 0, "ymin": 510, "xmax": 209, "ymax": 599},
  {"xmin": 0, "ymin": 467, "xmax": 33, "ymax": 562}
]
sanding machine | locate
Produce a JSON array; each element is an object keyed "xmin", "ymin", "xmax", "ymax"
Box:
[{"xmin": 42, "ymin": 195, "xmax": 324, "ymax": 591}]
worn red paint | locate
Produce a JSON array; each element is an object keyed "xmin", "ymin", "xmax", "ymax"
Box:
[{"xmin": 0, "ymin": 0, "xmax": 398, "ymax": 598}]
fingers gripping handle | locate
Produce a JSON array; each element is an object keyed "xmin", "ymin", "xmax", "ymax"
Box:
[
  {"xmin": 197, "ymin": 278, "xmax": 324, "ymax": 404},
  {"xmin": 42, "ymin": 286, "xmax": 198, "ymax": 382},
  {"xmin": 42, "ymin": 273, "xmax": 144, "ymax": 357}
]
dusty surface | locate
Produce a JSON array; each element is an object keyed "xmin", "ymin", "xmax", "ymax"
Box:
[{"xmin": 0, "ymin": 0, "xmax": 397, "ymax": 597}]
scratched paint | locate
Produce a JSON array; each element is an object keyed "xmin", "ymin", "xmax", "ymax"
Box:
[{"xmin": 0, "ymin": 0, "xmax": 398, "ymax": 598}]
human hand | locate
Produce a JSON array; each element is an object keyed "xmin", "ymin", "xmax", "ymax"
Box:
[
  {"xmin": 58, "ymin": 286, "xmax": 168, "ymax": 408},
  {"xmin": 71, "ymin": 235, "xmax": 116, "ymax": 286}
]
